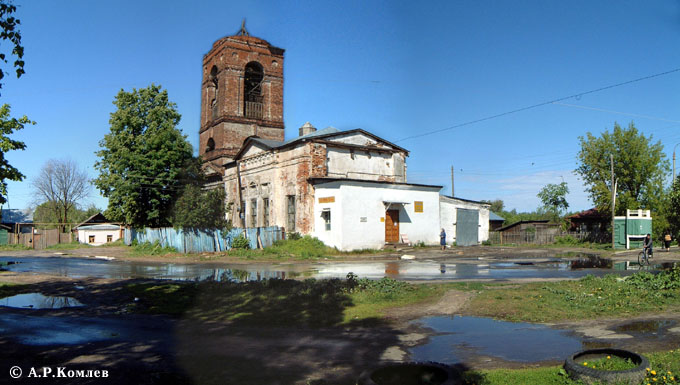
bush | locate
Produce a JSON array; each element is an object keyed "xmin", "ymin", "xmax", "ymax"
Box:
[
  {"xmin": 130, "ymin": 241, "xmax": 178, "ymax": 256},
  {"xmin": 555, "ymin": 235, "xmax": 581, "ymax": 245},
  {"xmin": 231, "ymin": 235, "xmax": 250, "ymax": 249},
  {"xmin": 269, "ymin": 235, "xmax": 336, "ymax": 259},
  {"xmin": 286, "ymin": 232, "xmax": 302, "ymax": 240}
]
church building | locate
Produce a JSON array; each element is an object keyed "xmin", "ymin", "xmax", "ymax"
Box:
[{"xmin": 199, "ymin": 25, "xmax": 489, "ymax": 250}]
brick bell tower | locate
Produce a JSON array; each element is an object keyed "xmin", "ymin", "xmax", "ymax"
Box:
[{"xmin": 199, "ymin": 21, "xmax": 285, "ymax": 167}]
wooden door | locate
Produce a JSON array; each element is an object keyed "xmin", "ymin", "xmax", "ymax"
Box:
[{"xmin": 385, "ymin": 210, "xmax": 400, "ymax": 243}]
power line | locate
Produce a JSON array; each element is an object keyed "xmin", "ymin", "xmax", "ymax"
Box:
[
  {"xmin": 552, "ymin": 102, "xmax": 680, "ymax": 124},
  {"xmin": 395, "ymin": 67, "xmax": 680, "ymax": 143}
]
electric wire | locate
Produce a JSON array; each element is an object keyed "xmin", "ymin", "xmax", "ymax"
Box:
[{"xmin": 394, "ymin": 67, "xmax": 680, "ymax": 143}]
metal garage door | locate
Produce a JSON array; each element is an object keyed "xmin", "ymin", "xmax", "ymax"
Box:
[{"xmin": 456, "ymin": 208, "xmax": 479, "ymax": 246}]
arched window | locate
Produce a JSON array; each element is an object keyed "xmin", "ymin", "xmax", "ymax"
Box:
[
  {"xmin": 244, "ymin": 61, "xmax": 263, "ymax": 119},
  {"xmin": 206, "ymin": 138, "xmax": 215, "ymax": 153},
  {"xmin": 209, "ymin": 66, "xmax": 219, "ymax": 118}
]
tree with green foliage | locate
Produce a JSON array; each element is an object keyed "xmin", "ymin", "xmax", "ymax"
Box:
[
  {"xmin": 669, "ymin": 176, "xmax": 680, "ymax": 239},
  {"xmin": 0, "ymin": 2, "xmax": 32, "ymax": 214},
  {"xmin": 94, "ymin": 84, "xmax": 193, "ymax": 228},
  {"xmin": 0, "ymin": 1, "xmax": 25, "ymax": 92},
  {"xmin": 537, "ymin": 182, "xmax": 569, "ymax": 221},
  {"xmin": 0, "ymin": 104, "xmax": 32, "ymax": 205},
  {"xmin": 33, "ymin": 202, "xmax": 101, "ymax": 229},
  {"xmin": 480, "ymin": 199, "xmax": 504, "ymax": 213},
  {"xmin": 170, "ymin": 184, "xmax": 229, "ymax": 230},
  {"xmin": 575, "ymin": 122, "xmax": 669, "ymax": 215}
]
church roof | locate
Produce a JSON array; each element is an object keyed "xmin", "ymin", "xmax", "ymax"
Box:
[{"xmin": 232, "ymin": 127, "xmax": 407, "ymax": 162}]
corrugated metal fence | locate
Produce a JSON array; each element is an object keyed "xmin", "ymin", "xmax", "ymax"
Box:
[{"xmin": 124, "ymin": 226, "xmax": 284, "ymax": 253}]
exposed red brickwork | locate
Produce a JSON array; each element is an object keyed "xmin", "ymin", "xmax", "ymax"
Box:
[
  {"xmin": 199, "ymin": 33, "xmax": 285, "ymax": 164},
  {"xmin": 310, "ymin": 144, "xmax": 328, "ymax": 178},
  {"xmin": 378, "ymin": 175, "xmax": 396, "ymax": 182}
]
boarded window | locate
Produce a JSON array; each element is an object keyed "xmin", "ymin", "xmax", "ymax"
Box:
[
  {"xmin": 106, "ymin": 235, "xmax": 113, "ymax": 243},
  {"xmin": 251, "ymin": 199, "xmax": 257, "ymax": 227},
  {"xmin": 414, "ymin": 201, "xmax": 423, "ymax": 213},
  {"xmin": 287, "ymin": 195, "xmax": 296, "ymax": 232},
  {"xmin": 263, "ymin": 198, "xmax": 270, "ymax": 227}
]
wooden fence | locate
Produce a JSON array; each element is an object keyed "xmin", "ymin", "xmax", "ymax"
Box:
[
  {"xmin": 9, "ymin": 229, "xmax": 72, "ymax": 249},
  {"xmin": 489, "ymin": 230, "xmax": 607, "ymax": 245}
]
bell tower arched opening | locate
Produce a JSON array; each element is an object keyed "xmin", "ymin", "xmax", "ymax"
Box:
[{"xmin": 244, "ymin": 61, "xmax": 264, "ymax": 119}]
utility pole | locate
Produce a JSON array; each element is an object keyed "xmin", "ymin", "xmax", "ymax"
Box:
[
  {"xmin": 673, "ymin": 142, "xmax": 680, "ymax": 185},
  {"xmin": 611, "ymin": 154, "xmax": 615, "ymax": 250},
  {"xmin": 451, "ymin": 166, "xmax": 454, "ymax": 197}
]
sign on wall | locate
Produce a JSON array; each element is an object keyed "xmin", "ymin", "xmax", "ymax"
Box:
[
  {"xmin": 318, "ymin": 196, "xmax": 335, "ymax": 203},
  {"xmin": 414, "ymin": 201, "xmax": 423, "ymax": 213}
]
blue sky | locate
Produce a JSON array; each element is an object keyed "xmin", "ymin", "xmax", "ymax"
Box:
[{"xmin": 3, "ymin": 0, "xmax": 680, "ymax": 214}]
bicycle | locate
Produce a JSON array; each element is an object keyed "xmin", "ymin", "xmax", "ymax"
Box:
[{"xmin": 637, "ymin": 247, "xmax": 653, "ymax": 266}]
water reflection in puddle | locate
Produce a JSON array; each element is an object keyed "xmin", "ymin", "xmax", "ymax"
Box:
[
  {"xmin": 0, "ymin": 255, "xmax": 664, "ymax": 282},
  {"xmin": 0, "ymin": 293, "xmax": 84, "ymax": 309},
  {"xmin": 409, "ymin": 316, "xmax": 582, "ymax": 363},
  {"xmin": 0, "ymin": 313, "xmax": 167, "ymax": 345},
  {"xmin": 614, "ymin": 320, "xmax": 678, "ymax": 334}
]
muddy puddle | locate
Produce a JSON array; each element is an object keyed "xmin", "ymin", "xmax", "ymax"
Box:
[
  {"xmin": 409, "ymin": 316, "xmax": 680, "ymax": 365},
  {"xmin": 409, "ymin": 316, "xmax": 582, "ymax": 363},
  {"xmin": 0, "ymin": 293, "xmax": 84, "ymax": 309},
  {"xmin": 0, "ymin": 313, "xmax": 171, "ymax": 345}
]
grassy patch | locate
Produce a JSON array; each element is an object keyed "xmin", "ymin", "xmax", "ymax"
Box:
[
  {"xmin": 463, "ymin": 349, "xmax": 680, "ymax": 384},
  {"xmin": 0, "ymin": 244, "xmax": 31, "ymax": 251},
  {"xmin": 126, "ymin": 282, "xmax": 199, "ymax": 315},
  {"xmin": 576, "ymin": 355, "xmax": 637, "ymax": 371},
  {"xmin": 46, "ymin": 242, "xmax": 92, "ymax": 250},
  {"xmin": 459, "ymin": 268, "xmax": 680, "ymax": 322},
  {"xmin": 215, "ymin": 236, "xmax": 382, "ymax": 261},
  {"xmin": 128, "ymin": 240, "xmax": 179, "ymax": 256},
  {"xmin": 344, "ymin": 276, "xmax": 445, "ymax": 322},
  {"xmin": 125, "ymin": 275, "xmax": 440, "ymax": 327},
  {"xmin": 0, "ymin": 282, "xmax": 29, "ymax": 297}
]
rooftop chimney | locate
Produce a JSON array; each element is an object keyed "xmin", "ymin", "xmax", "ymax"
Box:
[{"xmin": 299, "ymin": 122, "xmax": 316, "ymax": 137}]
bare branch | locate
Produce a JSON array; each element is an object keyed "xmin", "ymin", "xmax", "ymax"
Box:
[{"xmin": 31, "ymin": 158, "xmax": 91, "ymax": 228}]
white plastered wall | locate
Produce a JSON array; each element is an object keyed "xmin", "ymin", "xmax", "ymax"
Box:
[
  {"xmin": 313, "ymin": 181, "xmax": 441, "ymax": 251},
  {"xmin": 77, "ymin": 230, "xmax": 121, "ymax": 246},
  {"xmin": 439, "ymin": 196, "xmax": 490, "ymax": 245}
]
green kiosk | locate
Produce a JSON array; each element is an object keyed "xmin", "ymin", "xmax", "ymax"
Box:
[{"xmin": 613, "ymin": 209, "xmax": 652, "ymax": 249}]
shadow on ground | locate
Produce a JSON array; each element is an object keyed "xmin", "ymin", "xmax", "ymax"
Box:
[{"xmin": 0, "ymin": 277, "xmax": 403, "ymax": 384}]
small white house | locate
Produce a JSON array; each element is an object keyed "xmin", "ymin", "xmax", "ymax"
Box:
[
  {"xmin": 74, "ymin": 213, "xmax": 122, "ymax": 246},
  {"xmin": 310, "ymin": 178, "xmax": 442, "ymax": 251}
]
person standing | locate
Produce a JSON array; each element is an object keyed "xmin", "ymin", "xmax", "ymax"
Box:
[
  {"xmin": 440, "ymin": 228, "xmax": 446, "ymax": 251},
  {"xmin": 664, "ymin": 232, "xmax": 672, "ymax": 252}
]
